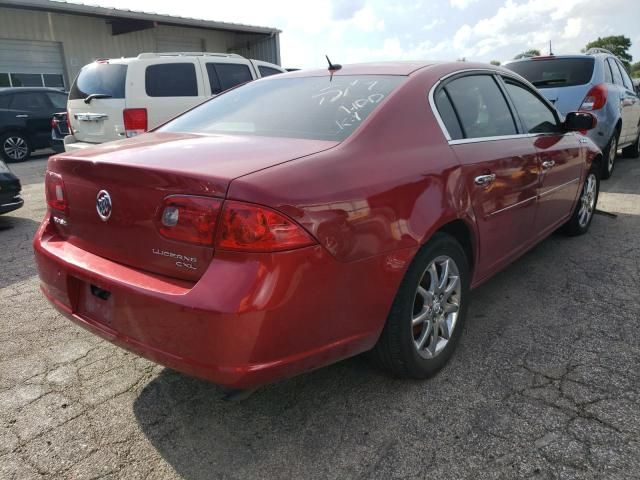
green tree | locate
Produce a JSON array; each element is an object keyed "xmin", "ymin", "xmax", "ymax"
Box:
[
  {"xmin": 584, "ymin": 35, "xmax": 632, "ymax": 69},
  {"xmin": 490, "ymin": 60, "xmax": 501, "ymax": 66},
  {"xmin": 513, "ymin": 49, "xmax": 541, "ymax": 60},
  {"xmin": 630, "ymin": 61, "xmax": 640, "ymax": 78}
]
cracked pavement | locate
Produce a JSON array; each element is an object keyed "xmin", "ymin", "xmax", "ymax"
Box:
[{"xmin": 1, "ymin": 151, "xmax": 639, "ymax": 479}]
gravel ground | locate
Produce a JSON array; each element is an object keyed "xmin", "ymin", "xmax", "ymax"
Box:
[{"xmin": 1, "ymin": 151, "xmax": 639, "ymax": 480}]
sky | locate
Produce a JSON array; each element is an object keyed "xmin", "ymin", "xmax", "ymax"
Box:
[{"xmin": 71, "ymin": 0, "xmax": 640, "ymax": 68}]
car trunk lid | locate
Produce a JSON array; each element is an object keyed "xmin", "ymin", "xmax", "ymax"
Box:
[{"xmin": 48, "ymin": 132, "xmax": 337, "ymax": 282}]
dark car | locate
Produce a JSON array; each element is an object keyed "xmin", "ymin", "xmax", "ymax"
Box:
[
  {"xmin": 0, "ymin": 159, "xmax": 23, "ymax": 214},
  {"xmin": 51, "ymin": 111, "xmax": 69, "ymax": 153},
  {"xmin": 0, "ymin": 87, "xmax": 68, "ymax": 162},
  {"xmin": 35, "ymin": 62, "xmax": 601, "ymax": 391}
]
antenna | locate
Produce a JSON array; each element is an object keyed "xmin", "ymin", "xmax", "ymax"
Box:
[
  {"xmin": 549, "ymin": 40, "xmax": 553, "ymax": 56},
  {"xmin": 325, "ymin": 55, "xmax": 342, "ymax": 71}
]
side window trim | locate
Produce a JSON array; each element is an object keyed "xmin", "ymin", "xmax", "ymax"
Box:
[{"xmin": 498, "ymin": 75, "xmax": 563, "ymax": 135}]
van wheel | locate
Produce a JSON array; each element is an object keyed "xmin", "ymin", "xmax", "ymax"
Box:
[
  {"xmin": 1, "ymin": 132, "xmax": 31, "ymax": 162},
  {"xmin": 369, "ymin": 233, "xmax": 470, "ymax": 379},
  {"xmin": 601, "ymin": 131, "xmax": 618, "ymax": 179},
  {"xmin": 622, "ymin": 132, "xmax": 640, "ymax": 159}
]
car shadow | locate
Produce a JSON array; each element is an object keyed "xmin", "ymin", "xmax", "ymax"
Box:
[
  {"xmin": 599, "ymin": 154, "xmax": 640, "ymax": 195},
  {"xmin": 0, "ymin": 215, "xmax": 41, "ymax": 288}
]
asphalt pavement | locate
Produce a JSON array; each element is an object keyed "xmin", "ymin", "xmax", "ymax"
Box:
[{"xmin": 1, "ymin": 151, "xmax": 639, "ymax": 479}]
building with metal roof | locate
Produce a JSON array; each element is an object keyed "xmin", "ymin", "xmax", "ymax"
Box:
[{"xmin": 0, "ymin": 0, "xmax": 281, "ymax": 89}]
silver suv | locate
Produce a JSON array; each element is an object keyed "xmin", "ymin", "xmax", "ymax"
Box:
[{"xmin": 506, "ymin": 48, "xmax": 640, "ymax": 178}]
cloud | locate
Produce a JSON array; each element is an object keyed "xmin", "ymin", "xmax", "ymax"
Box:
[
  {"xmin": 422, "ymin": 18, "xmax": 444, "ymax": 31},
  {"xmin": 449, "ymin": 0, "xmax": 478, "ymax": 10},
  {"xmin": 562, "ymin": 18, "xmax": 582, "ymax": 39},
  {"xmin": 331, "ymin": 0, "xmax": 366, "ymax": 20}
]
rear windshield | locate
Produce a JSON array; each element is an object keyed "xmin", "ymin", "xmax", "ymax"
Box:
[
  {"xmin": 69, "ymin": 63, "xmax": 127, "ymax": 100},
  {"xmin": 159, "ymin": 75, "xmax": 404, "ymax": 142},
  {"xmin": 505, "ymin": 58, "xmax": 594, "ymax": 88}
]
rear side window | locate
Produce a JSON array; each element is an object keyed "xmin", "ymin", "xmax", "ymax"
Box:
[
  {"xmin": 206, "ymin": 63, "xmax": 253, "ymax": 95},
  {"xmin": 69, "ymin": 63, "xmax": 127, "ymax": 100},
  {"xmin": 444, "ymin": 75, "xmax": 517, "ymax": 139},
  {"xmin": 10, "ymin": 92, "xmax": 49, "ymax": 111},
  {"xmin": 146, "ymin": 63, "xmax": 198, "ymax": 97},
  {"xmin": 258, "ymin": 66, "xmax": 283, "ymax": 78},
  {"xmin": 607, "ymin": 59, "xmax": 623, "ymax": 86},
  {"xmin": 503, "ymin": 80, "xmax": 560, "ymax": 134},
  {"xmin": 434, "ymin": 89, "xmax": 463, "ymax": 140},
  {"xmin": 505, "ymin": 58, "xmax": 594, "ymax": 88},
  {"xmin": 47, "ymin": 92, "xmax": 68, "ymax": 110}
]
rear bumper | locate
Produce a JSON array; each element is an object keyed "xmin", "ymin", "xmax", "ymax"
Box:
[
  {"xmin": 0, "ymin": 194, "xmax": 23, "ymax": 214},
  {"xmin": 33, "ymin": 217, "xmax": 410, "ymax": 388},
  {"xmin": 63, "ymin": 135, "xmax": 100, "ymax": 152}
]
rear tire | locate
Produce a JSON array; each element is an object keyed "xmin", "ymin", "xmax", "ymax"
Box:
[
  {"xmin": 622, "ymin": 132, "xmax": 640, "ymax": 159},
  {"xmin": 561, "ymin": 169, "xmax": 599, "ymax": 236},
  {"xmin": 0, "ymin": 132, "xmax": 31, "ymax": 163},
  {"xmin": 600, "ymin": 130, "xmax": 619, "ymax": 179},
  {"xmin": 370, "ymin": 233, "xmax": 470, "ymax": 379}
]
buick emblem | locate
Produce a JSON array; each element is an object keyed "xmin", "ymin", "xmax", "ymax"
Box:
[{"xmin": 96, "ymin": 190, "xmax": 112, "ymax": 222}]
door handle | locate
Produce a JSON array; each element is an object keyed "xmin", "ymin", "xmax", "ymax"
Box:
[
  {"xmin": 474, "ymin": 173, "xmax": 496, "ymax": 186},
  {"xmin": 15, "ymin": 114, "xmax": 29, "ymax": 118},
  {"xmin": 542, "ymin": 160, "xmax": 555, "ymax": 170}
]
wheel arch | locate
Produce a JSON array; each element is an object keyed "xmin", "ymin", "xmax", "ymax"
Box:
[{"xmin": 431, "ymin": 218, "xmax": 476, "ymax": 276}]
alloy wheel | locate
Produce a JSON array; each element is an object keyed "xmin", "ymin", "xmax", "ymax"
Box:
[
  {"xmin": 412, "ymin": 255, "xmax": 461, "ymax": 359},
  {"xmin": 3, "ymin": 136, "xmax": 28, "ymax": 161},
  {"xmin": 578, "ymin": 173, "xmax": 597, "ymax": 228}
]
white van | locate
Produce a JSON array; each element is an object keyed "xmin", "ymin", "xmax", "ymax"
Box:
[{"xmin": 64, "ymin": 52, "xmax": 286, "ymax": 151}]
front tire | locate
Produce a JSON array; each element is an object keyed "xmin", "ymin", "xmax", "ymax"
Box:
[
  {"xmin": 600, "ymin": 130, "xmax": 619, "ymax": 179},
  {"xmin": 370, "ymin": 233, "xmax": 470, "ymax": 379},
  {"xmin": 561, "ymin": 169, "xmax": 599, "ymax": 236},
  {"xmin": 0, "ymin": 132, "xmax": 31, "ymax": 162}
]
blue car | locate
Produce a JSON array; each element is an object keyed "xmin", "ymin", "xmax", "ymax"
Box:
[{"xmin": 505, "ymin": 49, "xmax": 640, "ymax": 178}]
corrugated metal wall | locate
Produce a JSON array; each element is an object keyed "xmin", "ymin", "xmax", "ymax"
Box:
[{"xmin": 0, "ymin": 6, "xmax": 280, "ymax": 86}]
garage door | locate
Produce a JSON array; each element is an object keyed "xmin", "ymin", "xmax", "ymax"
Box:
[
  {"xmin": 0, "ymin": 38, "xmax": 66, "ymax": 88},
  {"xmin": 156, "ymin": 36, "xmax": 204, "ymax": 53}
]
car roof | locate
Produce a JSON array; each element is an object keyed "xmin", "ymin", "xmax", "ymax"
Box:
[
  {"xmin": 0, "ymin": 87, "xmax": 67, "ymax": 94},
  {"xmin": 282, "ymin": 61, "xmax": 445, "ymax": 77},
  {"xmin": 505, "ymin": 54, "xmax": 606, "ymax": 66}
]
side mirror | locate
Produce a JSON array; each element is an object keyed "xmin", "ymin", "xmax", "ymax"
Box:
[{"xmin": 564, "ymin": 111, "xmax": 597, "ymax": 132}]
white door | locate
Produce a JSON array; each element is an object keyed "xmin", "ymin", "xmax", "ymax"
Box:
[{"xmin": 0, "ymin": 39, "xmax": 66, "ymax": 88}]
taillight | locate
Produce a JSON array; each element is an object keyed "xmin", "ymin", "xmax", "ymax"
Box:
[
  {"xmin": 45, "ymin": 171, "xmax": 68, "ymax": 212},
  {"xmin": 157, "ymin": 195, "xmax": 222, "ymax": 246},
  {"xmin": 217, "ymin": 201, "xmax": 315, "ymax": 252},
  {"xmin": 580, "ymin": 84, "xmax": 608, "ymax": 111},
  {"xmin": 50, "ymin": 117, "xmax": 58, "ymax": 129},
  {"xmin": 157, "ymin": 197, "xmax": 316, "ymax": 252},
  {"xmin": 123, "ymin": 108, "xmax": 148, "ymax": 137}
]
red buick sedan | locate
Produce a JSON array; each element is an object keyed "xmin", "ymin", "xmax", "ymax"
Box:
[{"xmin": 34, "ymin": 62, "xmax": 601, "ymax": 392}]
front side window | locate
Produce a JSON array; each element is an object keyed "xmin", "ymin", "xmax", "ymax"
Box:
[
  {"xmin": 444, "ymin": 75, "xmax": 517, "ymax": 139},
  {"xmin": 146, "ymin": 63, "xmax": 198, "ymax": 97},
  {"xmin": 504, "ymin": 80, "xmax": 560, "ymax": 134},
  {"xmin": 69, "ymin": 63, "xmax": 127, "ymax": 100},
  {"xmin": 206, "ymin": 63, "xmax": 253, "ymax": 94},
  {"xmin": 10, "ymin": 92, "xmax": 48, "ymax": 111},
  {"xmin": 159, "ymin": 75, "xmax": 404, "ymax": 142},
  {"xmin": 615, "ymin": 61, "xmax": 634, "ymax": 90}
]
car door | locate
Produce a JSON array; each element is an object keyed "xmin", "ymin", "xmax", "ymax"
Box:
[
  {"xmin": 9, "ymin": 91, "xmax": 52, "ymax": 149},
  {"xmin": 608, "ymin": 58, "xmax": 631, "ymax": 143},
  {"xmin": 434, "ymin": 73, "xmax": 540, "ymax": 276},
  {"xmin": 615, "ymin": 60, "xmax": 640, "ymax": 143},
  {"xmin": 501, "ymin": 76, "xmax": 583, "ymax": 237}
]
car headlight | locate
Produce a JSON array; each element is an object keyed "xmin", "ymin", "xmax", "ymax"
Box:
[{"xmin": 0, "ymin": 160, "xmax": 11, "ymax": 174}]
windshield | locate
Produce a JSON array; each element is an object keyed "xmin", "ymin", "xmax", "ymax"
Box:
[
  {"xmin": 159, "ymin": 75, "xmax": 405, "ymax": 142},
  {"xmin": 506, "ymin": 58, "xmax": 594, "ymax": 88},
  {"xmin": 69, "ymin": 63, "xmax": 127, "ymax": 100}
]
